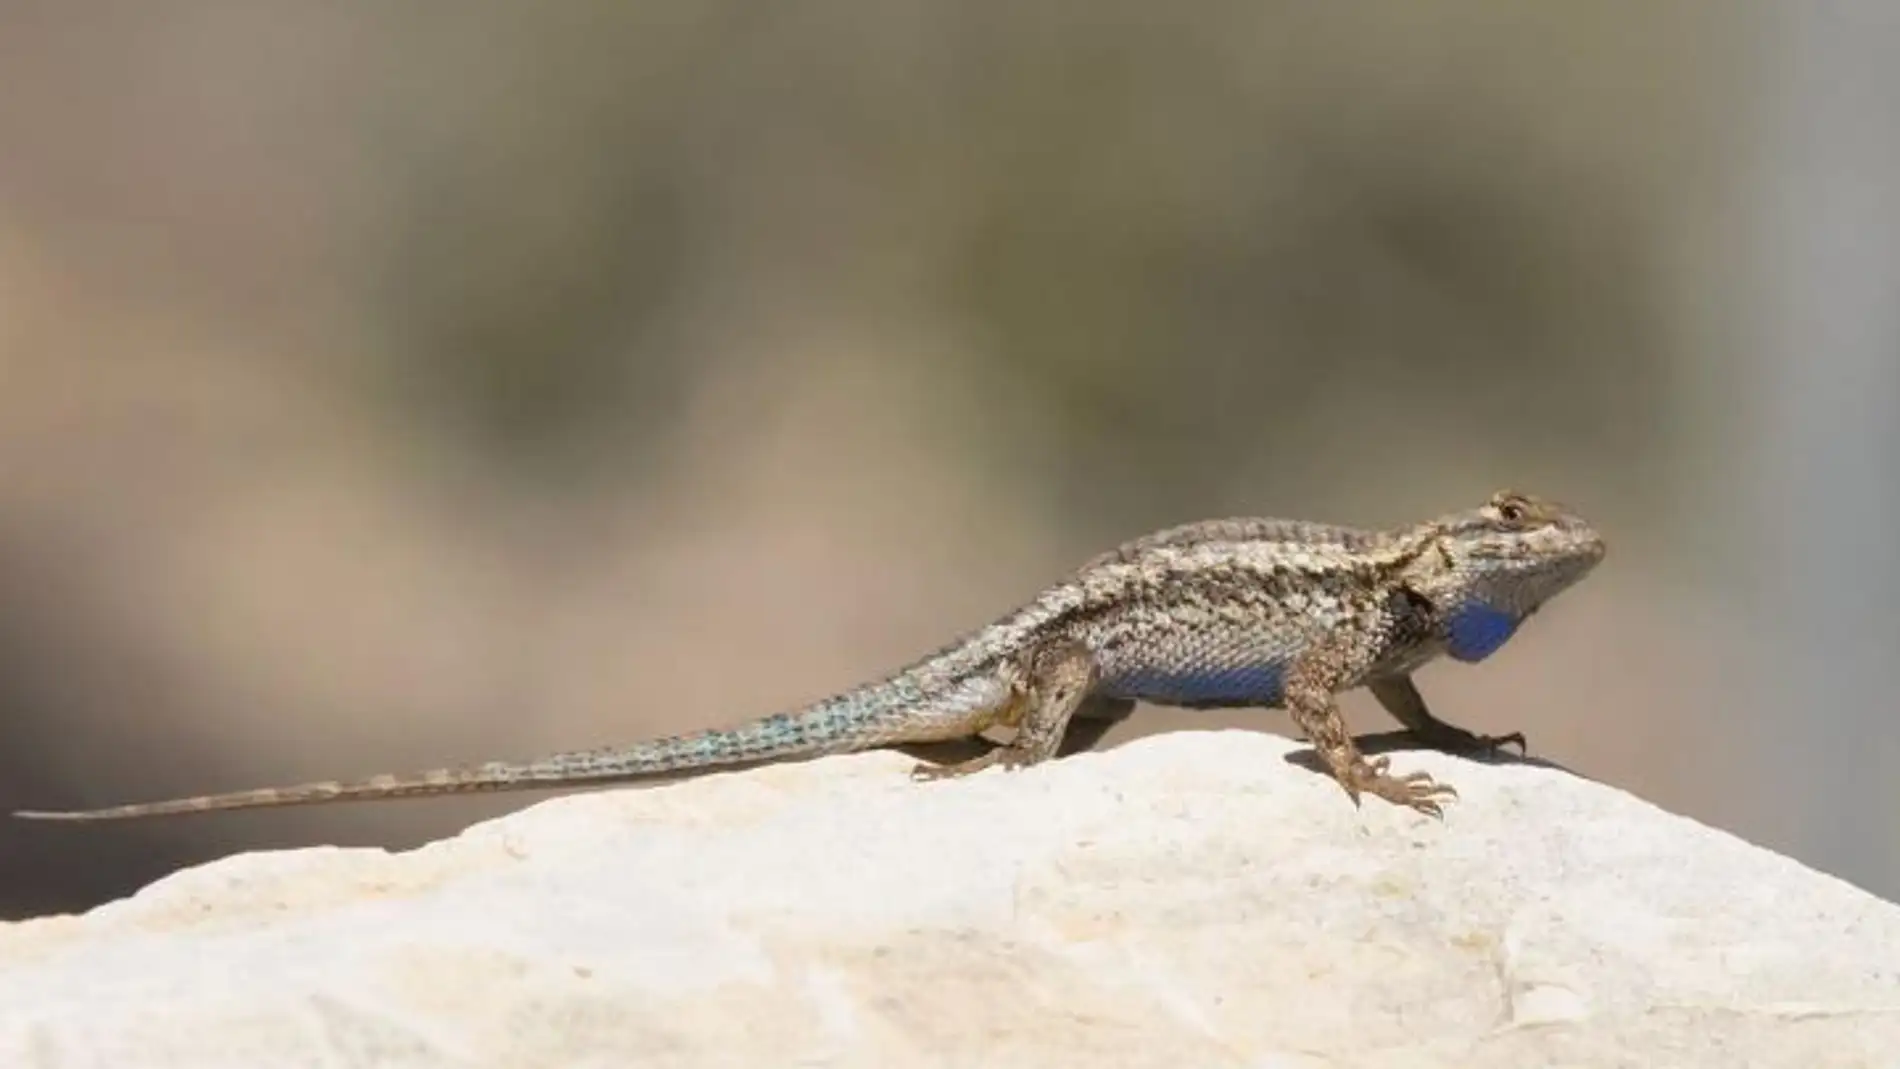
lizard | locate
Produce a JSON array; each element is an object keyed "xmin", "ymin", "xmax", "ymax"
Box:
[{"xmin": 12, "ymin": 489, "xmax": 1604, "ymax": 823}]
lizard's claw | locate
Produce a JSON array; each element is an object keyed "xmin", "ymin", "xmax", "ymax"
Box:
[
  {"xmin": 911, "ymin": 745, "xmax": 1041, "ymax": 782},
  {"xmin": 1343, "ymin": 756, "xmax": 1459, "ymax": 818},
  {"xmin": 910, "ymin": 750, "xmax": 1004, "ymax": 781},
  {"xmin": 1474, "ymin": 731, "xmax": 1528, "ymax": 756}
]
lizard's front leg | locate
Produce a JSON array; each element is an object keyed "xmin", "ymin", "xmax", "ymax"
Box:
[
  {"xmin": 1285, "ymin": 635, "xmax": 1460, "ymax": 817},
  {"xmin": 1368, "ymin": 675, "xmax": 1526, "ymax": 756},
  {"xmin": 911, "ymin": 638, "xmax": 1097, "ymax": 780}
]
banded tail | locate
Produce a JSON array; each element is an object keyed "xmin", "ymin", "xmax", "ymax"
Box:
[{"xmin": 13, "ymin": 679, "xmax": 954, "ymax": 822}]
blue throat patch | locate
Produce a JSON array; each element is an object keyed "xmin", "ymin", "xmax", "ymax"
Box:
[{"xmin": 1445, "ymin": 602, "xmax": 1520, "ymax": 663}]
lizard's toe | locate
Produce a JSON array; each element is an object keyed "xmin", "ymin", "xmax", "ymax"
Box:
[
  {"xmin": 1447, "ymin": 730, "xmax": 1527, "ymax": 757},
  {"xmin": 910, "ymin": 750, "xmax": 1005, "ymax": 782},
  {"xmin": 1479, "ymin": 731, "xmax": 1528, "ymax": 756},
  {"xmin": 1346, "ymin": 760, "xmax": 1459, "ymax": 818}
]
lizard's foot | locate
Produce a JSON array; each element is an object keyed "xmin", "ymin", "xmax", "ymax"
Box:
[
  {"xmin": 909, "ymin": 745, "xmax": 1037, "ymax": 782},
  {"xmin": 1340, "ymin": 755, "xmax": 1459, "ymax": 818},
  {"xmin": 910, "ymin": 749, "xmax": 1001, "ymax": 781},
  {"xmin": 1428, "ymin": 728, "xmax": 1526, "ymax": 757},
  {"xmin": 1472, "ymin": 730, "xmax": 1527, "ymax": 756},
  {"xmin": 1366, "ymin": 678, "xmax": 1528, "ymax": 758}
]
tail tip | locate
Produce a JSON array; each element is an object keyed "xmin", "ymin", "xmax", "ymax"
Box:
[{"xmin": 14, "ymin": 809, "xmax": 105, "ymax": 822}]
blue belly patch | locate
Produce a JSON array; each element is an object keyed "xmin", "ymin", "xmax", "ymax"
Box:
[
  {"xmin": 1446, "ymin": 602, "xmax": 1520, "ymax": 663},
  {"xmin": 1107, "ymin": 661, "xmax": 1285, "ymax": 706}
]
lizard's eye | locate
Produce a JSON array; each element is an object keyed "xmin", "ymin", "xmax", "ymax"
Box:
[{"xmin": 1496, "ymin": 497, "xmax": 1528, "ymax": 523}]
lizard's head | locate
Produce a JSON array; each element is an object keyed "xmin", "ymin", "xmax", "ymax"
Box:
[
  {"xmin": 1413, "ymin": 490, "xmax": 1605, "ymax": 661},
  {"xmin": 1437, "ymin": 490, "xmax": 1606, "ymax": 613}
]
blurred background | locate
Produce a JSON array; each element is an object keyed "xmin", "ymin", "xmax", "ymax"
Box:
[{"xmin": 1, "ymin": 2, "xmax": 1895, "ymax": 918}]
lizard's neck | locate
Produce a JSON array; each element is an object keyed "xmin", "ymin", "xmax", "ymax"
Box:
[
  {"xmin": 1386, "ymin": 522, "xmax": 1539, "ymax": 664},
  {"xmin": 1365, "ymin": 520, "xmax": 1448, "ymax": 578}
]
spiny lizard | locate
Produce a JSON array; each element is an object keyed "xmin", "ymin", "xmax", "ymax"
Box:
[{"xmin": 13, "ymin": 489, "xmax": 1604, "ymax": 822}]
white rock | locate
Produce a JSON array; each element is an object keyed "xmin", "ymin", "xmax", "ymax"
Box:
[{"xmin": 1, "ymin": 731, "xmax": 1897, "ymax": 1068}]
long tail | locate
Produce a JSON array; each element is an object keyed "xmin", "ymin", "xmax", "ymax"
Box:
[{"xmin": 14, "ymin": 678, "xmax": 968, "ymax": 822}]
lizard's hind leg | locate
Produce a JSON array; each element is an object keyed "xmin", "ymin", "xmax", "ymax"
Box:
[
  {"xmin": 911, "ymin": 639, "xmax": 1098, "ymax": 780},
  {"xmin": 1057, "ymin": 695, "xmax": 1137, "ymax": 756}
]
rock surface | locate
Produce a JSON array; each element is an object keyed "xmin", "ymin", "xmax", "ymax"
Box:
[{"xmin": 1, "ymin": 731, "xmax": 1897, "ymax": 1068}]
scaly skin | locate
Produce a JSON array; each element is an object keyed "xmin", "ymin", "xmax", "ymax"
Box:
[{"xmin": 13, "ymin": 490, "xmax": 1604, "ymax": 821}]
